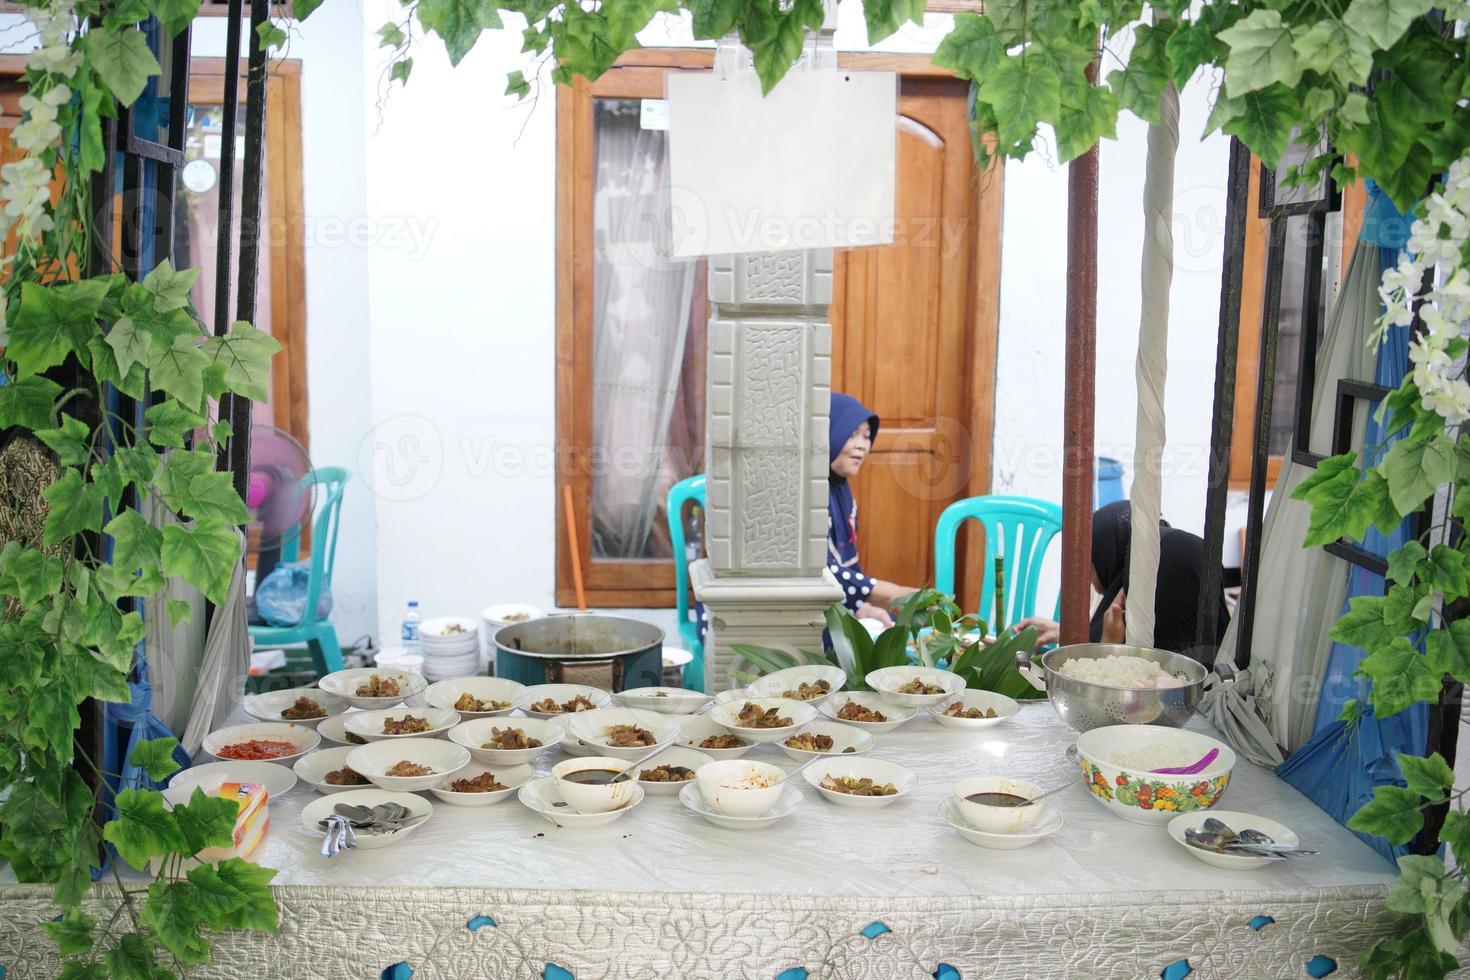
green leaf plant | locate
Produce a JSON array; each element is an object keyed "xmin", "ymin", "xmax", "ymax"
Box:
[{"xmin": 1, "ymin": 4, "xmax": 283, "ymax": 974}]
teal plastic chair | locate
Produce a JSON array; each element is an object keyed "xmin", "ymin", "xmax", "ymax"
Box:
[
  {"xmin": 934, "ymin": 495, "xmax": 1064, "ymax": 629},
  {"xmin": 249, "ymin": 467, "xmax": 350, "ymax": 676},
  {"xmin": 666, "ymin": 474, "xmax": 706, "ymax": 691}
]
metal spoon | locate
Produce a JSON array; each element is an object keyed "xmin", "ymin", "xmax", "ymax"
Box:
[{"xmin": 609, "ymin": 744, "xmax": 673, "ymax": 784}]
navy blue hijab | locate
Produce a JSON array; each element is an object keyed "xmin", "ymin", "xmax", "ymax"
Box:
[{"xmin": 828, "ymin": 393, "xmax": 879, "ymax": 569}]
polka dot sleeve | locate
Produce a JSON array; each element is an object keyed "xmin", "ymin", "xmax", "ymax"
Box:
[{"xmin": 829, "ymin": 562, "xmax": 876, "ymax": 612}]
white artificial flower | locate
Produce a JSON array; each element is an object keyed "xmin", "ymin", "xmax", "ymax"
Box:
[{"xmin": 28, "ymin": 44, "xmax": 81, "ymax": 78}]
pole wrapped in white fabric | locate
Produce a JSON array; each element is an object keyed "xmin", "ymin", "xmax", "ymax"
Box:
[{"xmin": 1126, "ymin": 79, "xmax": 1179, "ymax": 648}]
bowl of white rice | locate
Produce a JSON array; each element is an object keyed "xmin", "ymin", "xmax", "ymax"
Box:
[
  {"xmin": 1072, "ymin": 724, "xmax": 1235, "ymax": 826},
  {"xmin": 1018, "ymin": 643, "xmax": 1208, "ymax": 733}
]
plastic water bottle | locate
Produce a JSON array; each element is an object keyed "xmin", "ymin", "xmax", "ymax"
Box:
[{"xmin": 400, "ymin": 600, "xmax": 422, "ymax": 654}]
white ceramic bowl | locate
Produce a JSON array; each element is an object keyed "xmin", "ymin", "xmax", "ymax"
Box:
[
  {"xmin": 481, "ymin": 603, "xmax": 542, "ymax": 627},
  {"xmin": 343, "ymin": 707, "xmax": 460, "ymax": 742},
  {"xmin": 776, "ymin": 721, "xmax": 876, "ymax": 761},
  {"xmin": 677, "ymin": 714, "xmax": 757, "ymax": 759},
  {"xmin": 928, "ymin": 690, "xmax": 1020, "ymax": 729},
  {"xmin": 428, "ymin": 762, "xmax": 532, "ymax": 807},
  {"xmin": 954, "ymin": 776, "xmax": 1047, "ymax": 833},
  {"xmin": 711, "ymin": 687, "xmax": 749, "ymax": 706},
  {"xmin": 518, "ymin": 775, "xmax": 644, "ymax": 828},
  {"xmin": 242, "ymin": 687, "xmax": 348, "ymax": 727},
  {"xmin": 1167, "ymin": 810, "xmax": 1300, "ymax": 870},
  {"xmin": 300, "ymin": 788, "xmax": 432, "ymax": 849},
  {"xmin": 549, "ymin": 715, "xmax": 598, "ymax": 757},
  {"xmin": 818, "ymin": 692, "xmax": 916, "ymax": 734},
  {"xmin": 568, "ymin": 707, "xmax": 681, "ymax": 760},
  {"xmin": 316, "ymin": 712, "xmax": 367, "ymax": 747},
  {"xmin": 866, "ymin": 666, "xmax": 966, "ymax": 708},
  {"xmin": 635, "ymin": 745, "xmax": 713, "ymax": 797},
  {"xmin": 1073, "ymin": 724, "xmax": 1236, "ymax": 826},
  {"xmin": 939, "ymin": 796, "xmax": 1063, "ymax": 849},
  {"xmin": 293, "ymin": 746, "xmax": 373, "ymax": 794},
  {"xmin": 616, "ymin": 686, "xmax": 713, "ymax": 715},
  {"xmin": 680, "ymin": 781, "xmax": 802, "ymax": 830},
  {"xmin": 747, "ymin": 664, "xmax": 847, "ymax": 707},
  {"xmin": 707, "ymin": 697, "xmax": 819, "ymax": 744},
  {"xmin": 168, "ymin": 759, "xmax": 297, "ymax": 799},
  {"xmin": 201, "ymin": 723, "xmax": 320, "ymax": 766},
  {"xmin": 448, "ymin": 716, "xmax": 563, "ymax": 766},
  {"xmin": 345, "ymin": 737, "xmax": 471, "ymax": 792},
  {"xmin": 696, "ymin": 758, "xmax": 787, "ymax": 817},
  {"xmin": 521, "ymin": 683, "xmax": 612, "ymax": 719},
  {"xmin": 420, "ymin": 616, "xmax": 479, "ymax": 642},
  {"xmin": 551, "ymin": 756, "xmax": 645, "ymax": 813},
  {"xmin": 803, "ymin": 757, "xmax": 916, "ymax": 809},
  {"xmin": 319, "ymin": 668, "xmax": 427, "ymax": 710},
  {"xmin": 424, "ymin": 677, "xmax": 527, "ymax": 717}
]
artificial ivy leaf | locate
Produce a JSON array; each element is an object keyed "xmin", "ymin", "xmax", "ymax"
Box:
[
  {"xmin": 1292, "ymin": 19, "xmax": 1373, "ymax": 88},
  {"xmin": 35, "ymin": 415, "xmax": 92, "ymax": 468},
  {"xmin": 378, "ymin": 22, "xmax": 407, "ymax": 48},
  {"xmin": 144, "ymin": 401, "xmax": 205, "ymax": 450},
  {"xmin": 1357, "ymin": 469, "xmax": 1404, "ymax": 535},
  {"xmin": 8, "ymin": 280, "xmax": 109, "ymax": 378},
  {"xmin": 932, "ymin": 13, "xmax": 1002, "ymax": 84},
  {"xmin": 1337, "ymin": 96, "xmax": 1417, "ymax": 210},
  {"xmin": 1360, "ymin": 636, "xmax": 1442, "ymax": 719},
  {"xmin": 256, "ymin": 21, "xmax": 287, "ymax": 49},
  {"xmin": 0, "ymin": 545, "xmax": 64, "ymax": 607},
  {"xmin": 41, "ymin": 907, "xmax": 96, "ymax": 957},
  {"xmin": 83, "ymin": 27, "xmax": 162, "ymax": 107},
  {"xmin": 1424, "ymin": 545, "xmax": 1470, "ymax": 598},
  {"xmin": 148, "ymin": 0, "xmax": 201, "ymax": 36},
  {"xmin": 1383, "ymin": 433, "xmax": 1455, "ymax": 515},
  {"xmin": 142, "ymin": 880, "xmax": 211, "ymax": 963},
  {"xmin": 1164, "ymin": 16, "xmax": 1220, "ymax": 91},
  {"xmin": 1348, "ymin": 784, "xmax": 1424, "ymax": 844},
  {"xmin": 128, "ymin": 737, "xmax": 183, "ymax": 783},
  {"xmin": 1342, "ymin": 0, "xmax": 1434, "ymax": 52},
  {"xmin": 166, "ymin": 598, "xmax": 193, "ymax": 626},
  {"xmin": 71, "ymin": 651, "xmax": 133, "ymax": 704},
  {"xmin": 688, "ymin": 0, "xmax": 740, "ymax": 38},
  {"xmin": 103, "ymin": 789, "xmax": 188, "ymax": 869},
  {"xmin": 58, "ymin": 962, "xmax": 110, "ymax": 980},
  {"xmin": 1218, "ymin": 9, "xmax": 1299, "ymax": 96},
  {"xmin": 391, "ymin": 58, "xmax": 414, "ymax": 86},
  {"xmin": 141, "ymin": 259, "xmax": 199, "ymax": 313},
  {"xmin": 1106, "ymin": 23, "xmax": 1169, "ymax": 125},
  {"xmin": 1290, "ymin": 451, "xmax": 1365, "ymax": 546},
  {"xmin": 201, "ymin": 321, "xmax": 281, "ymax": 403},
  {"xmin": 1426, "ymin": 620, "xmax": 1470, "ymax": 685},
  {"xmin": 751, "ymin": 11, "xmax": 806, "ymax": 96},
  {"xmin": 155, "ymin": 447, "xmax": 215, "ymax": 505},
  {"xmin": 1384, "ymin": 583, "xmax": 1427, "ymax": 626},
  {"xmin": 1398, "ymin": 752, "xmax": 1454, "ymax": 801},
  {"xmin": 197, "ymin": 858, "xmax": 279, "ymax": 931},
  {"xmin": 1221, "ymin": 84, "xmax": 1297, "ymax": 167},
  {"xmin": 161, "ymin": 519, "xmax": 240, "ymax": 605},
  {"xmin": 292, "ymin": 0, "xmax": 324, "ymax": 19},
  {"xmin": 42, "ymin": 469, "xmax": 105, "ymax": 545},
  {"xmin": 147, "ymin": 332, "xmax": 210, "ymax": 411},
  {"xmin": 97, "ymin": 561, "xmax": 166, "ymax": 602},
  {"xmin": 105, "ymin": 933, "xmax": 169, "ymax": 980},
  {"xmin": 1300, "ymin": 86, "xmax": 1336, "ymax": 125},
  {"xmin": 862, "ymin": 0, "xmax": 925, "ymax": 45},
  {"xmin": 0, "ymin": 375, "xmax": 61, "ymax": 430},
  {"xmin": 987, "ymin": 55, "xmax": 1061, "ymax": 155},
  {"xmin": 1386, "ymin": 854, "xmax": 1451, "ymax": 915},
  {"xmin": 88, "ymin": 334, "xmax": 148, "ymax": 400},
  {"xmin": 1440, "ymin": 811, "xmax": 1470, "ymax": 864},
  {"xmin": 503, "ymin": 67, "xmax": 531, "ymax": 98},
  {"xmin": 26, "ymin": 681, "xmax": 79, "ymax": 758},
  {"xmin": 1055, "ymin": 79, "xmax": 1119, "ymax": 163},
  {"xmin": 1339, "ymin": 91, "xmax": 1369, "ymax": 126},
  {"xmin": 171, "ymin": 471, "xmax": 251, "ymax": 525},
  {"xmin": 982, "ymin": 0, "xmax": 1030, "ymax": 45},
  {"xmin": 418, "ymin": 0, "xmax": 501, "ymax": 66},
  {"xmin": 173, "ymin": 787, "xmax": 239, "ymax": 854},
  {"xmin": 1386, "ymin": 540, "xmax": 1427, "ymax": 587}
]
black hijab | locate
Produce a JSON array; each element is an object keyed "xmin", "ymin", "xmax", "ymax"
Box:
[{"xmin": 1088, "ymin": 501, "xmax": 1228, "ymax": 664}]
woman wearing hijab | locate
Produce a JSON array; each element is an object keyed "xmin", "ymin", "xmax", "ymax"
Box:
[
  {"xmin": 826, "ymin": 392, "xmax": 921, "ymax": 626},
  {"xmin": 1013, "ymin": 500, "xmax": 1230, "ymax": 664}
]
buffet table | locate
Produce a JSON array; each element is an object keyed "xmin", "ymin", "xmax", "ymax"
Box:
[{"xmin": 0, "ymin": 701, "xmax": 1425, "ymax": 978}]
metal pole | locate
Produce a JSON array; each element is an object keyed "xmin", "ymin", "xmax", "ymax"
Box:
[{"xmin": 1060, "ymin": 59, "xmax": 1099, "ymax": 645}]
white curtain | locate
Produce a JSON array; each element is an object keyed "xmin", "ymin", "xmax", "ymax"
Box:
[{"xmin": 589, "ymin": 101, "xmax": 699, "ymax": 559}]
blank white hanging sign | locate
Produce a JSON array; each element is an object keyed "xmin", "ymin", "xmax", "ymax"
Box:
[{"xmin": 665, "ymin": 68, "xmax": 896, "ymax": 257}]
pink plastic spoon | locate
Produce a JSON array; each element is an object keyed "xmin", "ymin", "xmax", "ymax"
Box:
[{"xmin": 1151, "ymin": 748, "xmax": 1219, "ymax": 775}]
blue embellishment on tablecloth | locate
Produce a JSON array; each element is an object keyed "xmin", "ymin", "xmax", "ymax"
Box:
[
  {"xmin": 775, "ymin": 970, "xmax": 809, "ymax": 980},
  {"xmin": 381, "ymin": 963, "xmax": 413, "ymax": 980},
  {"xmin": 466, "ymin": 915, "xmax": 496, "ymax": 932},
  {"xmin": 859, "ymin": 921, "xmax": 891, "ymax": 939},
  {"xmin": 544, "ymin": 965, "xmax": 574, "ymax": 980},
  {"xmin": 1305, "ymin": 954, "xmax": 1338, "ymax": 977},
  {"xmin": 1248, "ymin": 915, "xmax": 1275, "ymax": 931},
  {"xmin": 933, "ymin": 964, "xmax": 960, "ymax": 980},
  {"xmin": 1161, "ymin": 959, "xmax": 1192, "ymax": 980}
]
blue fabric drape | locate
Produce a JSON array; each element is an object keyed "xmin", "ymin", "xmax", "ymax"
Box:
[{"xmin": 1276, "ymin": 181, "xmax": 1427, "ymax": 863}]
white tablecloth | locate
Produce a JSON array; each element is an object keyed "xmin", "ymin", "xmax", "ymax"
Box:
[{"xmin": 1, "ymin": 700, "xmax": 1428, "ymax": 979}]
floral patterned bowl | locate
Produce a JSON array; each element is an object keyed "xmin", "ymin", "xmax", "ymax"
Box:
[{"xmin": 1071, "ymin": 725, "xmax": 1235, "ymax": 826}]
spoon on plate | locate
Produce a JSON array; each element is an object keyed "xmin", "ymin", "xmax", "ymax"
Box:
[
  {"xmin": 608, "ymin": 743, "xmax": 676, "ymax": 784},
  {"xmin": 771, "ymin": 754, "xmax": 824, "ymax": 787}
]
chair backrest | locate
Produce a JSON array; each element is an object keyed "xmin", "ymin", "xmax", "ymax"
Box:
[
  {"xmin": 279, "ymin": 467, "xmax": 350, "ymax": 627},
  {"xmin": 666, "ymin": 474, "xmax": 706, "ymax": 634},
  {"xmin": 934, "ymin": 495, "xmax": 1064, "ymax": 629}
]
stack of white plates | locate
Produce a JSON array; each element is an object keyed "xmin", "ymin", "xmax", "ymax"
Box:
[
  {"xmin": 420, "ymin": 616, "xmax": 481, "ymax": 680},
  {"xmin": 374, "ymin": 646, "xmax": 425, "ymax": 674}
]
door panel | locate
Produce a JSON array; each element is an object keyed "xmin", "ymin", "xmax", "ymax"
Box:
[{"xmin": 832, "ymin": 77, "xmax": 986, "ymax": 597}]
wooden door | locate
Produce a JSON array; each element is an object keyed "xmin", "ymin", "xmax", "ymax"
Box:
[{"xmin": 832, "ymin": 75, "xmax": 998, "ymax": 605}]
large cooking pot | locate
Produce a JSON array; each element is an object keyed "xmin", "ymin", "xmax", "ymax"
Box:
[
  {"xmin": 1016, "ymin": 643, "xmax": 1206, "ymax": 733},
  {"xmin": 493, "ymin": 614, "xmax": 664, "ymax": 692}
]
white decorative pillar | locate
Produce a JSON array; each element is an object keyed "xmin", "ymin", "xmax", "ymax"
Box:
[{"xmin": 690, "ymin": 250, "xmax": 844, "ymax": 691}]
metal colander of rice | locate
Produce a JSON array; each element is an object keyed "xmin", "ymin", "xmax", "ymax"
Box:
[{"xmin": 1055, "ymin": 655, "xmax": 1187, "ymax": 690}]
